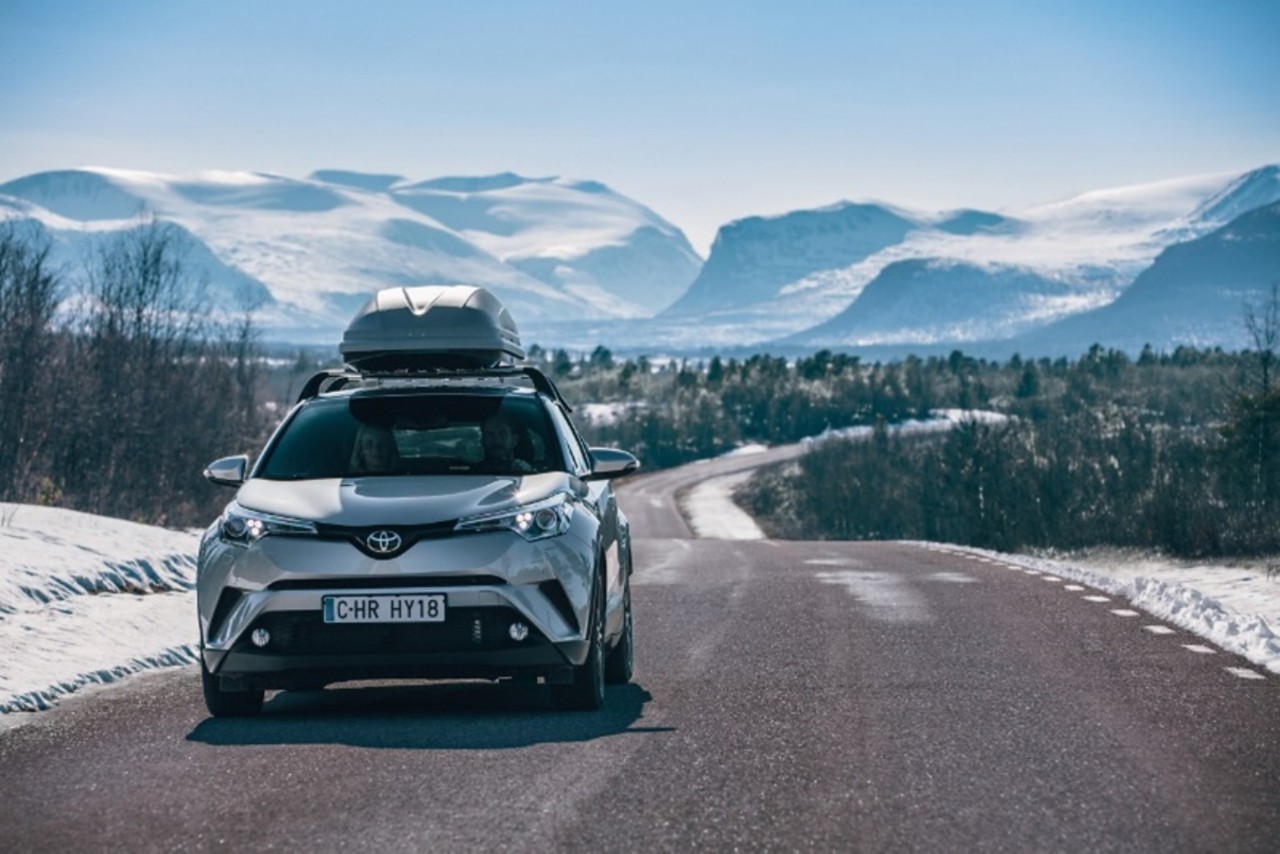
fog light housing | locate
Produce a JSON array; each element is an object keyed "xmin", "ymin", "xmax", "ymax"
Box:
[
  {"xmin": 508, "ymin": 622, "xmax": 529, "ymax": 642},
  {"xmin": 251, "ymin": 628, "xmax": 271, "ymax": 648}
]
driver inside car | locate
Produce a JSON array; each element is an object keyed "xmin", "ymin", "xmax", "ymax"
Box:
[{"xmin": 481, "ymin": 414, "xmax": 535, "ymax": 474}]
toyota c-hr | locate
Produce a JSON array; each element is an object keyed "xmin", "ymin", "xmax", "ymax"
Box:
[{"xmin": 196, "ymin": 286, "xmax": 638, "ymax": 716}]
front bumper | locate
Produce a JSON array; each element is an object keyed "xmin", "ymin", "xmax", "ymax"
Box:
[
  {"xmin": 197, "ymin": 523, "xmax": 598, "ymax": 688},
  {"xmin": 208, "ymin": 602, "xmax": 589, "ymax": 690}
]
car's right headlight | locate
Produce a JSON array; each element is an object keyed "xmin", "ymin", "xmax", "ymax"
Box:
[{"xmin": 220, "ymin": 501, "xmax": 317, "ymax": 545}]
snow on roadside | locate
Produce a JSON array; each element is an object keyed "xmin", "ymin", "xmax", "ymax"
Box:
[
  {"xmin": 915, "ymin": 542, "xmax": 1280, "ymax": 675},
  {"xmin": 0, "ymin": 592, "xmax": 199, "ymax": 712},
  {"xmin": 681, "ymin": 471, "xmax": 766, "ymax": 540},
  {"xmin": 0, "ymin": 503, "xmax": 202, "ymax": 714},
  {"xmin": 0, "ymin": 504, "xmax": 198, "ymax": 612},
  {"xmin": 803, "ymin": 409, "xmax": 1010, "ymax": 447}
]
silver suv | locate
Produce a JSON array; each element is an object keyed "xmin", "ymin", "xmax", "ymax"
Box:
[{"xmin": 196, "ymin": 287, "xmax": 638, "ymax": 716}]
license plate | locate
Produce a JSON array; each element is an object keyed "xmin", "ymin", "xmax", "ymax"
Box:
[{"xmin": 322, "ymin": 594, "xmax": 446, "ymax": 624}]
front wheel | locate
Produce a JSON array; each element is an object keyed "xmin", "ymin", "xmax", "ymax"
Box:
[
  {"xmin": 604, "ymin": 583, "xmax": 633, "ymax": 685},
  {"xmin": 201, "ymin": 657, "xmax": 264, "ymax": 718},
  {"xmin": 551, "ymin": 573, "xmax": 606, "ymax": 711}
]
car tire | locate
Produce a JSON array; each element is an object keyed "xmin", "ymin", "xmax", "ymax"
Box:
[
  {"xmin": 551, "ymin": 572, "xmax": 606, "ymax": 711},
  {"xmin": 201, "ymin": 657, "xmax": 264, "ymax": 718},
  {"xmin": 604, "ymin": 582, "xmax": 633, "ymax": 685}
]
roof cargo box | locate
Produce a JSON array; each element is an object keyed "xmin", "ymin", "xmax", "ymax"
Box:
[{"xmin": 340, "ymin": 285, "xmax": 526, "ymax": 371}]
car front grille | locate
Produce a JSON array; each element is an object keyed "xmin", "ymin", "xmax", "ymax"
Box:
[{"xmin": 236, "ymin": 607, "xmax": 541, "ymax": 656}]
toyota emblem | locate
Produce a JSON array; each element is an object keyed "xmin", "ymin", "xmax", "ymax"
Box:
[{"xmin": 365, "ymin": 529, "xmax": 403, "ymax": 555}]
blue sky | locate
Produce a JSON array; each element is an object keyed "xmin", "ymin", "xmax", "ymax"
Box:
[{"xmin": 1, "ymin": 0, "xmax": 1277, "ymax": 253}]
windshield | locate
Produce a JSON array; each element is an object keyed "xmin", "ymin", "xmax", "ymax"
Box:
[{"xmin": 257, "ymin": 393, "xmax": 563, "ymax": 479}]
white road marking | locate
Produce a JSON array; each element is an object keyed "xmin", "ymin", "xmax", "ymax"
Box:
[
  {"xmin": 1064, "ymin": 585, "xmax": 1086, "ymax": 591},
  {"xmin": 1225, "ymin": 667, "xmax": 1266, "ymax": 680},
  {"xmin": 1144, "ymin": 625, "xmax": 1177, "ymax": 635},
  {"xmin": 1183, "ymin": 644, "xmax": 1217, "ymax": 655},
  {"xmin": 1023, "ymin": 570, "xmax": 1042, "ymax": 576},
  {"xmin": 1083, "ymin": 595, "xmax": 1111, "ymax": 603},
  {"xmin": 1111, "ymin": 609, "xmax": 1140, "ymax": 617},
  {"xmin": 1041, "ymin": 576, "xmax": 1063, "ymax": 583}
]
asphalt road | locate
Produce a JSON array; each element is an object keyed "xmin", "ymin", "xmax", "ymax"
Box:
[{"xmin": 1, "ymin": 456, "xmax": 1278, "ymax": 852}]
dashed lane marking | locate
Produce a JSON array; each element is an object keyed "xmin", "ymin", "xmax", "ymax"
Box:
[
  {"xmin": 1083, "ymin": 595, "xmax": 1111, "ymax": 603},
  {"xmin": 1144, "ymin": 626, "xmax": 1177, "ymax": 635},
  {"xmin": 1041, "ymin": 576, "xmax": 1062, "ymax": 583},
  {"xmin": 1111, "ymin": 609, "xmax": 1140, "ymax": 617},
  {"xmin": 1064, "ymin": 585, "xmax": 1086, "ymax": 591},
  {"xmin": 1183, "ymin": 644, "xmax": 1217, "ymax": 655},
  {"xmin": 1225, "ymin": 667, "xmax": 1267, "ymax": 680}
]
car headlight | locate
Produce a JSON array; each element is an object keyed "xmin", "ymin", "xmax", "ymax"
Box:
[
  {"xmin": 220, "ymin": 502, "xmax": 317, "ymax": 545},
  {"xmin": 455, "ymin": 493, "xmax": 574, "ymax": 541}
]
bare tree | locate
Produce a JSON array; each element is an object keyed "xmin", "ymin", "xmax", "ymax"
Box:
[
  {"xmin": 1242, "ymin": 281, "xmax": 1280, "ymax": 394},
  {"xmin": 0, "ymin": 223, "xmax": 61, "ymax": 501}
]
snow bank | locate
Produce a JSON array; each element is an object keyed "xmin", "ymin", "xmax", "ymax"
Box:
[
  {"xmin": 916, "ymin": 543, "xmax": 1280, "ymax": 675},
  {"xmin": 0, "ymin": 504, "xmax": 197, "ymax": 613},
  {"xmin": 681, "ymin": 471, "xmax": 766, "ymax": 540},
  {"xmin": 0, "ymin": 503, "xmax": 202, "ymax": 713},
  {"xmin": 804, "ymin": 409, "xmax": 1010, "ymax": 447}
]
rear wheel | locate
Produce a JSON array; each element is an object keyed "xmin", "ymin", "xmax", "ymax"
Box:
[
  {"xmin": 551, "ymin": 573, "xmax": 606, "ymax": 711},
  {"xmin": 604, "ymin": 583, "xmax": 633, "ymax": 685},
  {"xmin": 200, "ymin": 657, "xmax": 264, "ymax": 718}
]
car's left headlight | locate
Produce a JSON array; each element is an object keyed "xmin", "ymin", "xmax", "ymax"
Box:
[{"xmin": 455, "ymin": 493, "xmax": 574, "ymax": 541}]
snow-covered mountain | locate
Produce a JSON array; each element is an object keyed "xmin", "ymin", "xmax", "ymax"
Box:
[
  {"xmin": 654, "ymin": 166, "xmax": 1280, "ymax": 353},
  {"xmin": 0, "ymin": 167, "xmax": 701, "ymax": 342},
  {"xmin": 3, "ymin": 163, "xmax": 1277, "ymax": 355},
  {"xmin": 1002, "ymin": 201, "xmax": 1280, "ymax": 357},
  {"xmin": 388, "ymin": 173, "xmax": 700, "ymax": 317},
  {"xmin": 793, "ymin": 260, "xmax": 1092, "ymax": 348},
  {"xmin": 663, "ymin": 202, "xmax": 921, "ymax": 316}
]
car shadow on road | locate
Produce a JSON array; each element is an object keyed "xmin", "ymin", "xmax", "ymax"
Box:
[{"xmin": 186, "ymin": 681, "xmax": 667, "ymax": 750}]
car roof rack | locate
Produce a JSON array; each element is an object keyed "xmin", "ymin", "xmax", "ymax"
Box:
[
  {"xmin": 299, "ymin": 285, "xmax": 573, "ymax": 409},
  {"xmin": 297, "ymin": 364, "xmax": 572, "ymax": 412}
]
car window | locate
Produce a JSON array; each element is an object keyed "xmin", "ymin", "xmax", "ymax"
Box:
[{"xmin": 257, "ymin": 393, "xmax": 564, "ymax": 479}]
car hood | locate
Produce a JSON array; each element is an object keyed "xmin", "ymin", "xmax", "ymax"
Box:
[{"xmin": 235, "ymin": 473, "xmax": 575, "ymax": 527}]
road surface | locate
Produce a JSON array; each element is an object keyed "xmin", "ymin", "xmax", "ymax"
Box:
[{"xmin": 1, "ymin": 450, "xmax": 1277, "ymax": 851}]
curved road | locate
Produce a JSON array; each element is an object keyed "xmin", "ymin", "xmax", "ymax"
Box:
[{"xmin": 1, "ymin": 452, "xmax": 1277, "ymax": 851}]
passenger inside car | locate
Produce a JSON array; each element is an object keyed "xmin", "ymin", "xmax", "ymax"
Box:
[{"xmin": 349, "ymin": 425, "xmax": 400, "ymax": 474}]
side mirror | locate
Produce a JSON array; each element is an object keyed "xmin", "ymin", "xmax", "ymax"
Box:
[
  {"xmin": 203, "ymin": 455, "xmax": 249, "ymax": 487},
  {"xmin": 585, "ymin": 447, "xmax": 640, "ymax": 481}
]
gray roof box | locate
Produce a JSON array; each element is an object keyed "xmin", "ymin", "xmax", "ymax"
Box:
[{"xmin": 340, "ymin": 285, "xmax": 525, "ymax": 371}]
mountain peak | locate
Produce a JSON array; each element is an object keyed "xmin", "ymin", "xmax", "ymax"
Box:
[
  {"xmin": 1187, "ymin": 164, "xmax": 1280, "ymax": 228},
  {"xmin": 0, "ymin": 169, "xmax": 150, "ymax": 222},
  {"xmin": 404, "ymin": 173, "xmax": 552, "ymax": 194},
  {"xmin": 308, "ymin": 169, "xmax": 405, "ymax": 192}
]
